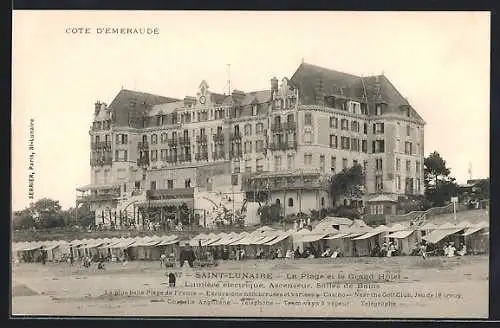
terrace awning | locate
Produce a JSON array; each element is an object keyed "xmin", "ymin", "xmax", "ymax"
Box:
[
  {"xmin": 299, "ymin": 233, "xmax": 329, "ymax": 243},
  {"xmin": 110, "ymin": 240, "xmax": 136, "ymax": 248},
  {"xmin": 83, "ymin": 241, "xmax": 105, "ymax": 249},
  {"xmin": 156, "ymin": 238, "xmax": 179, "ymax": 246},
  {"xmin": 324, "ymin": 233, "xmax": 350, "ymax": 240},
  {"xmin": 463, "ymin": 227, "xmax": 483, "ymax": 237},
  {"xmin": 264, "ymin": 234, "xmax": 290, "ymax": 246},
  {"xmin": 423, "ymin": 228, "xmax": 463, "ymax": 244},
  {"xmin": 98, "ymin": 241, "xmax": 121, "ymax": 248},
  {"xmin": 201, "ymin": 238, "xmax": 221, "ymax": 246},
  {"xmin": 386, "ymin": 230, "xmax": 414, "ymax": 239},
  {"xmin": 352, "ymin": 231, "xmax": 386, "ymax": 240},
  {"xmin": 253, "ymin": 235, "xmax": 279, "ymax": 245}
]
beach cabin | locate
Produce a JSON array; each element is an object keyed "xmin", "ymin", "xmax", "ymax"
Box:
[
  {"xmin": 463, "ymin": 221, "xmax": 489, "ymax": 254},
  {"xmin": 352, "ymin": 225, "xmax": 389, "ymax": 256},
  {"xmin": 422, "ymin": 222, "xmax": 465, "ymax": 254}
]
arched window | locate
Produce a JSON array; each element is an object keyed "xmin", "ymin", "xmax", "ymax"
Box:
[
  {"xmin": 288, "ymin": 198, "xmax": 294, "ymax": 207},
  {"xmin": 321, "ymin": 197, "xmax": 325, "ymax": 206},
  {"xmin": 343, "ymin": 199, "xmax": 348, "ymax": 206},
  {"xmin": 276, "ymin": 199, "xmax": 281, "ymax": 205}
]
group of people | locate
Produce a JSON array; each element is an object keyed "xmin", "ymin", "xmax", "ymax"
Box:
[
  {"xmin": 370, "ymin": 242, "xmax": 400, "ymax": 257},
  {"xmin": 443, "ymin": 242, "xmax": 467, "ymax": 257}
]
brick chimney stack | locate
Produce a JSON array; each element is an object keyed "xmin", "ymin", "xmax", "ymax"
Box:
[{"xmin": 94, "ymin": 101, "xmax": 101, "ymax": 116}]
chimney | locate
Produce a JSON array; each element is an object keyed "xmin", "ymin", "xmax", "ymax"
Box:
[
  {"xmin": 271, "ymin": 77, "xmax": 278, "ymax": 92},
  {"xmin": 314, "ymin": 77, "xmax": 324, "ymax": 105},
  {"xmin": 94, "ymin": 101, "xmax": 101, "ymax": 116},
  {"xmin": 231, "ymin": 89, "xmax": 246, "ymax": 103}
]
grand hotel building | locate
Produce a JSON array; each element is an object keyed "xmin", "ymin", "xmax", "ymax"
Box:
[{"xmin": 76, "ymin": 63, "xmax": 425, "ymax": 227}]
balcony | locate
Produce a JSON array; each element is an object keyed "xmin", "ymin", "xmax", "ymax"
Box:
[
  {"xmin": 196, "ymin": 135, "xmax": 208, "ymax": 144},
  {"xmin": 77, "ymin": 192, "xmax": 120, "ymax": 202},
  {"xmin": 268, "ymin": 141, "xmax": 298, "ymax": 151},
  {"xmin": 270, "ymin": 123, "xmax": 282, "ymax": 132},
  {"xmin": 138, "ymin": 141, "xmax": 149, "ymax": 150},
  {"xmin": 178, "ymin": 137, "xmax": 191, "ymax": 145},
  {"xmin": 91, "ymin": 120, "xmax": 111, "ymax": 131},
  {"xmin": 178, "ymin": 154, "xmax": 192, "ymax": 163},
  {"xmin": 91, "ymin": 141, "xmax": 112, "ymax": 150},
  {"xmin": 146, "ymin": 188, "xmax": 195, "ymax": 200},
  {"xmin": 137, "ymin": 157, "xmax": 150, "ymax": 167},
  {"xmin": 283, "ymin": 121, "xmax": 296, "ymax": 130},
  {"xmin": 213, "ymin": 152, "xmax": 225, "ymax": 160},
  {"xmin": 243, "ymin": 177, "xmax": 324, "ymax": 192},
  {"xmin": 90, "ymin": 157, "xmax": 112, "ymax": 166},
  {"xmin": 168, "ymin": 138, "xmax": 178, "ymax": 147},
  {"xmin": 229, "ymin": 150, "xmax": 243, "ymax": 159},
  {"xmin": 195, "ymin": 152, "xmax": 209, "ymax": 161},
  {"xmin": 230, "ymin": 133, "xmax": 242, "ymax": 142},
  {"xmin": 213, "ymin": 133, "xmax": 225, "ymax": 143}
]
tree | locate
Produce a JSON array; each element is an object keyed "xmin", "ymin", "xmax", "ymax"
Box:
[
  {"xmin": 328, "ymin": 164, "xmax": 365, "ymax": 207},
  {"xmin": 424, "ymin": 151, "xmax": 458, "ymax": 207},
  {"xmin": 30, "ymin": 198, "xmax": 64, "ymax": 228},
  {"xmin": 12, "ymin": 209, "xmax": 35, "ymax": 230}
]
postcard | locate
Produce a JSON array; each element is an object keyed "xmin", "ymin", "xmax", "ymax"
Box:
[{"xmin": 11, "ymin": 10, "xmax": 490, "ymax": 318}]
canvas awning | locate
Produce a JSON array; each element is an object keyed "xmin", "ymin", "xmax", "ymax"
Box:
[
  {"xmin": 386, "ymin": 230, "xmax": 414, "ymax": 239},
  {"xmin": 43, "ymin": 243, "xmax": 61, "ymax": 251},
  {"xmin": 463, "ymin": 227, "xmax": 483, "ymax": 237},
  {"xmin": 423, "ymin": 228, "xmax": 463, "ymax": 244},
  {"xmin": 352, "ymin": 230, "xmax": 386, "ymax": 240},
  {"xmin": 220, "ymin": 235, "xmax": 246, "ymax": 246},
  {"xmin": 98, "ymin": 241, "xmax": 121, "ymax": 248},
  {"xmin": 157, "ymin": 238, "xmax": 179, "ymax": 246},
  {"xmin": 18, "ymin": 243, "xmax": 43, "ymax": 252},
  {"xmin": 253, "ymin": 235, "xmax": 279, "ymax": 245},
  {"xmin": 201, "ymin": 238, "xmax": 221, "ymax": 246},
  {"xmin": 84, "ymin": 241, "xmax": 105, "ymax": 249},
  {"xmin": 110, "ymin": 240, "xmax": 136, "ymax": 248},
  {"xmin": 299, "ymin": 233, "xmax": 329, "ymax": 243},
  {"xmin": 264, "ymin": 233, "xmax": 290, "ymax": 246},
  {"xmin": 324, "ymin": 232, "xmax": 350, "ymax": 240}
]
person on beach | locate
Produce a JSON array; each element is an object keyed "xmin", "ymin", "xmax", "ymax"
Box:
[
  {"xmin": 160, "ymin": 253, "xmax": 167, "ymax": 269},
  {"xmin": 457, "ymin": 243, "xmax": 467, "ymax": 256},
  {"xmin": 179, "ymin": 244, "xmax": 196, "ymax": 268},
  {"xmin": 447, "ymin": 242, "xmax": 456, "ymax": 257},
  {"xmin": 419, "ymin": 242, "xmax": 428, "ymax": 259}
]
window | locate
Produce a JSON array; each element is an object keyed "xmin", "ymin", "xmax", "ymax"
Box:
[
  {"xmin": 396, "ymin": 158, "xmax": 401, "ymax": 171},
  {"xmin": 244, "ymin": 124, "xmax": 252, "ymax": 136},
  {"xmin": 330, "ymin": 117, "xmax": 338, "ymax": 128},
  {"xmin": 256, "ymin": 123, "xmax": 264, "ymax": 135},
  {"xmin": 341, "ymin": 119, "xmax": 349, "ymax": 130},
  {"xmin": 375, "ymin": 104, "xmax": 382, "ymax": 116},
  {"xmin": 233, "ymin": 165, "xmax": 240, "ymax": 173},
  {"xmin": 417, "ymin": 178, "xmax": 421, "ymax": 192},
  {"xmin": 256, "ymin": 159, "xmax": 263, "ymax": 172},
  {"xmin": 376, "ymin": 158, "xmax": 383, "ymax": 171},
  {"xmin": 342, "ymin": 158, "xmax": 348, "ymax": 169},
  {"xmin": 406, "ymin": 160, "xmax": 411, "ymax": 172},
  {"xmin": 245, "ymin": 159, "xmax": 252, "ymax": 173},
  {"xmin": 406, "ymin": 178, "xmax": 414, "ymax": 194},
  {"xmin": 304, "ymin": 131, "xmax": 312, "ymax": 143},
  {"xmin": 184, "ymin": 178, "xmax": 191, "ymax": 188},
  {"xmin": 151, "ymin": 134, "xmax": 158, "ymax": 144},
  {"xmin": 320, "ymin": 155, "xmax": 325, "ymax": 173},
  {"xmin": 275, "ymin": 156, "xmax": 282, "ymax": 171},
  {"xmin": 374, "ymin": 122, "xmax": 384, "ymax": 134},
  {"xmin": 161, "ymin": 133, "xmax": 167, "ymax": 143},
  {"xmin": 372, "ymin": 140, "xmax": 385, "ymax": 153},
  {"xmin": 363, "ymin": 123, "xmax": 368, "ymax": 134},
  {"xmin": 149, "ymin": 180, "xmax": 157, "ymax": 190},
  {"xmin": 244, "ymin": 141, "xmax": 253, "ymax": 154},
  {"xmin": 351, "ymin": 138, "xmax": 360, "ymax": 152},
  {"xmin": 362, "ymin": 140, "xmax": 368, "ymax": 153},
  {"xmin": 406, "ymin": 125, "xmax": 411, "ymax": 137},
  {"xmin": 287, "ymin": 154, "xmax": 294, "ymax": 170},
  {"xmin": 416, "ymin": 161, "xmax": 421, "ymax": 174},
  {"xmin": 321, "ymin": 197, "xmax": 325, "ymax": 206},
  {"xmin": 255, "ymin": 140, "xmax": 264, "ymax": 152},
  {"xmin": 341, "ymin": 137, "xmax": 350, "ymax": 150},
  {"xmin": 166, "ymin": 179, "xmax": 173, "ymax": 189},
  {"xmin": 375, "ymin": 175, "xmax": 384, "ymax": 191},
  {"xmin": 405, "ymin": 141, "xmax": 413, "ymax": 155},
  {"xmin": 351, "ymin": 120, "xmax": 359, "ymax": 132},
  {"xmin": 331, "ymin": 157, "xmax": 336, "ymax": 173},
  {"xmin": 252, "ymin": 105, "xmax": 258, "ymax": 116},
  {"xmin": 115, "ymin": 150, "xmax": 128, "ymax": 161},
  {"xmin": 329, "ymin": 135, "xmax": 338, "ymax": 148},
  {"xmin": 396, "ymin": 138, "xmax": 400, "ymax": 153},
  {"xmin": 161, "ymin": 149, "xmax": 168, "ymax": 161},
  {"xmin": 304, "ymin": 153, "xmax": 312, "ymax": 165},
  {"xmin": 416, "ymin": 143, "xmax": 420, "ymax": 156},
  {"xmin": 396, "ymin": 176, "xmax": 401, "ymax": 190},
  {"xmin": 304, "ymin": 113, "xmax": 312, "ymax": 125},
  {"xmin": 116, "ymin": 133, "xmax": 128, "ymax": 145},
  {"xmin": 150, "ymin": 150, "xmax": 158, "ymax": 162},
  {"xmin": 288, "ymin": 198, "xmax": 294, "ymax": 207},
  {"xmin": 371, "ymin": 204, "xmax": 384, "ymax": 215}
]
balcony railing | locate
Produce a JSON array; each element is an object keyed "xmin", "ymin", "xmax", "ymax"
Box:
[
  {"xmin": 213, "ymin": 152, "xmax": 225, "ymax": 160},
  {"xmin": 213, "ymin": 133, "xmax": 225, "ymax": 143},
  {"xmin": 229, "ymin": 150, "xmax": 243, "ymax": 159},
  {"xmin": 90, "ymin": 157, "xmax": 113, "ymax": 166},
  {"xmin": 268, "ymin": 141, "xmax": 298, "ymax": 151},
  {"xmin": 178, "ymin": 137, "xmax": 191, "ymax": 145},
  {"xmin": 137, "ymin": 157, "xmax": 150, "ymax": 167},
  {"xmin": 243, "ymin": 178, "xmax": 324, "ymax": 192},
  {"xmin": 229, "ymin": 133, "xmax": 242, "ymax": 141},
  {"xmin": 146, "ymin": 188, "xmax": 195, "ymax": 200},
  {"xmin": 195, "ymin": 152, "xmax": 209, "ymax": 161},
  {"xmin": 138, "ymin": 141, "xmax": 149, "ymax": 149},
  {"xmin": 178, "ymin": 154, "xmax": 192, "ymax": 162},
  {"xmin": 167, "ymin": 138, "xmax": 178, "ymax": 147},
  {"xmin": 283, "ymin": 121, "xmax": 296, "ymax": 130},
  {"xmin": 77, "ymin": 193, "xmax": 120, "ymax": 202},
  {"xmin": 196, "ymin": 135, "xmax": 208, "ymax": 144},
  {"xmin": 91, "ymin": 141, "xmax": 112, "ymax": 150}
]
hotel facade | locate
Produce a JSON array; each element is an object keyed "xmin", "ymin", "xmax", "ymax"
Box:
[{"xmin": 76, "ymin": 63, "xmax": 425, "ymax": 228}]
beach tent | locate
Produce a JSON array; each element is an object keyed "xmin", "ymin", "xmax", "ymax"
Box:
[
  {"xmin": 422, "ymin": 226, "xmax": 463, "ymax": 245},
  {"xmin": 263, "ymin": 231, "xmax": 292, "ymax": 247},
  {"xmin": 384, "ymin": 228, "xmax": 421, "ymax": 255},
  {"xmin": 352, "ymin": 225, "xmax": 389, "ymax": 256},
  {"xmin": 387, "ymin": 223, "xmax": 407, "ymax": 233},
  {"xmin": 189, "ymin": 233, "xmax": 209, "ymax": 247}
]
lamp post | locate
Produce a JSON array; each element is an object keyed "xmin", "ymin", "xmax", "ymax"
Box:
[{"xmin": 451, "ymin": 196, "xmax": 458, "ymax": 223}]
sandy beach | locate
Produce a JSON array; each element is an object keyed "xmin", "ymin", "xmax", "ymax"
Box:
[{"xmin": 12, "ymin": 255, "xmax": 488, "ymax": 318}]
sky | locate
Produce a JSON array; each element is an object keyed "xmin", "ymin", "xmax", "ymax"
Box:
[{"xmin": 12, "ymin": 11, "xmax": 490, "ymax": 211}]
